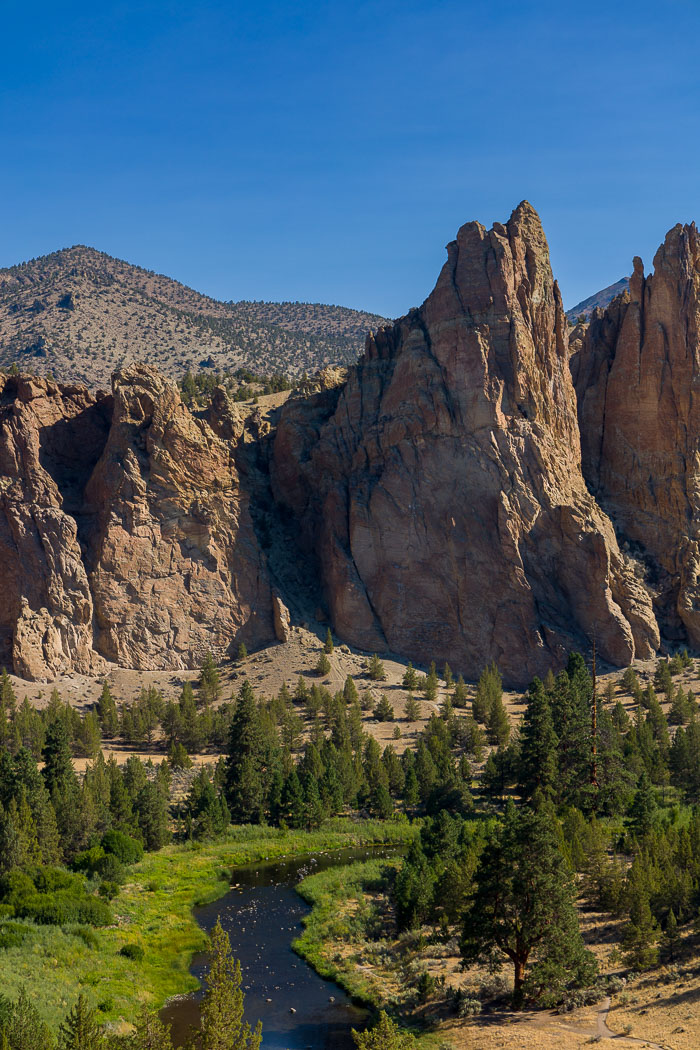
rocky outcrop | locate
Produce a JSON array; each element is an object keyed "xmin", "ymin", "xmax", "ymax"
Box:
[
  {"xmin": 273, "ymin": 203, "xmax": 659, "ymax": 684},
  {"xmin": 84, "ymin": 365, "xmax": 273, "ymax": 670},
  {"xmin": 0, "ymin": 375, "xmax": 110, "ymax": 678},
  {"xmin": 0, "ymin": 366, "xmax": 275, "ymax": 678},
  {"xmin": 571, "ymin": 223, "xmax": 700, "ymax": 644}
]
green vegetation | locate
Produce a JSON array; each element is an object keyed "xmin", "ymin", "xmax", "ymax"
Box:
[
  {"xmin": 0, "ymin": 821, "xmax": 413, "ymax": 1028},
  {"xmin": 0, "ymin": 920, "xmax": 262, "ymax": 1050}
]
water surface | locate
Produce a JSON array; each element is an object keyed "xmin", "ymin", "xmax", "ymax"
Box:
[{"xmin": 161, "ymin": 845, "xmax": 400, "ymax": 1050}]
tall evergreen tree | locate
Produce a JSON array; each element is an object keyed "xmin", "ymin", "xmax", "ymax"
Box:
[
  {"xmin": 225, "ymin": 681, "xmax": 267, "ymax": 824},
  {"xmin": 200, "ymin": 921, "xmax": 262, "ymax": 1050},
  {"xmin": 462, "ymin": 803, "xmax": 597, "ymax": 1006},
  {"xmin": 518, "ymin": 679, "xmax": 558, "ymax": 801}
]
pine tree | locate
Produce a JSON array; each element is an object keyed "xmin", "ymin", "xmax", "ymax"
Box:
[
  {"xmin": 669, "ymin": 685, "xmax": 690, "ymax": 725},
  {"xmin": 128, "ymin": 1010, "xmax": 174, "ymax": 1050},
  {"xmin": 200, "ymin": 652, "xmax": 222, "ymax": 705},
  {"xmin": 518, "ymin": 679, "xmax": 558, "ymax": 801},
  {"xmin": 323, "ymin": 628, "xmax": 334, "ymax": 654},
  {"xmin": 623, "ymin": 894, "xmax": 659, "ymax": 969},
  {"xmin": 661, "ymin": 908, "xmax": 680, "ymax": 962},
  {"xmin": 404, "ymin": 694, "xmax": 421, "ymax": 722},
  {"xmin": 4, "ymin": 986, "xmax": 53, "ymax": 1050},
  {"xmin": 236, "ymin": 642, "xmax": 248, "ymax": 663},
  {"xmin": 462, "ymin": 803, "xmax": 597, "ymax": 1006},
  {"xmin": 281, "ymin": 769, "xmax": 305, "ymax": 828},
  {"xmin": 627, "ymin": 772, "xmax": 656, "ymax": 839},
  {"xmin": 135, "ymin": 781, "xmax": 170, "ymax": 851},
  {"xmin": 200, "ymin": 921, "xmax": 262, "ymax": 1050},
  {"xmin": 374, "ymin": 695, "xmax": 394, "ymax": 721},
  {"xmin": 442, "ymin": 663, "xmax": 453, "ymax": 689},
  {"xmin": 402, "ymin": 663, "xmax": 418, "ymax": 690},
  {"xmin": 368, "ymin": 654, "xmax": 386, "ymax": 682},
  {"xmin": 225, "ymin": 681, "xmax": 266, "ymax": 824},
  {"xmin": 58, "ymin": 994, "xmax": 104, "ymax": 1050}
]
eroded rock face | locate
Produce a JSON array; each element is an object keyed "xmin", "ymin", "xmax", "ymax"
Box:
[
  {"xmin": 84, "ymin": 365, "xmax": 273, "ymax": 669},
  {"xmin": 274, "ymin": 203, "xmax": 659, "ymax": 684},
  {"xmin": 0, "ymin": 366, "xmax": 275, "ymax": 678},
  {"xmin": 572, "ymin": 224, "xmax": 700, "ymax": 644},
  {"xmin": 0, "ymin": 375, "xmax": 110, "ymax": 678}
]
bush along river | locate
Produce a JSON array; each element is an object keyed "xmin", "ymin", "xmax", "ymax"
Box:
[{"xmin": 161, "ymin": 845, "xmax": 401, "ymax": 1050}]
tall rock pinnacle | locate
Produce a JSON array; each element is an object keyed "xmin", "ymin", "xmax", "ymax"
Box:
[{"xmin": 273, "ymin": 203, "xmax": 659, "ymax": 684}]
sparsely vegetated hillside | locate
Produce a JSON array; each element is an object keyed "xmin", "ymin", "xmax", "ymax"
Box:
[{"xmin": 0, "ymin": 245, "xmax": 388, "ymax": 387}]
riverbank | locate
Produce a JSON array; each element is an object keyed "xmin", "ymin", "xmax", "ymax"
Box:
[
  {"xmin": 0, "ymin": 819, "xmax": 416, "ymax": 1029},
  {"xmin": 294, "ymin": 858, "xmax": 450, "ymax": 1048}
]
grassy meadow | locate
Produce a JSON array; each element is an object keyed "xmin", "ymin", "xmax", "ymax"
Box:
[{"xmin": 0, "ymin": 819, "xmax": 414, "ymax": 1029}]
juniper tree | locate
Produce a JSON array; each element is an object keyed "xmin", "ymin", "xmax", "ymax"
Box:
[
  {"xmin": 352, "ymin": 1010, "xmax": 416, "ymax": 1050},
  {"xmin": 97, "ymin": 682, "xmax": 118, "ymax": 738},
  {"xmin": 368, "ymin": 654, "xmax": 387, "ymax": 682},
  {"xmin": 316, "ymin": 652, "xmax": 331, "ymax": 677},
  {"xmin": 462, "ymin": 803, "xmax": 597, "ymax": 1006},
  {"xmin": 323, "ymin": 628, "xmax": 334, "ymax": 654},
  {"xmin": 452, "ymin": 674, "xmax": 468, "ymax": 707},
  {"xmin": 199, "ymin": 652, "xmax": 222, "ymax": 705},
  {"xmin": 422, "ymin": 662, "xmax": 439, "ymax": 702},
  {"xmin": 374, "ymin": 694, "xmax": 394, "ymax": 722}
]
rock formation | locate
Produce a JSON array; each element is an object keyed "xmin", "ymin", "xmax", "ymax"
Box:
[
  {"xmin": 84, "ymin": 365, "xmax": 273, "ymax": 670},
  {"xmin": 0, "ymin": 375, "xmax": 110, "ymax": 678},
  {"xmin": 7, "ymin": 206, "xmax": 700, "ymax": 685},
  {"xmin": 273, "ymin": 202, "xmax": 659, "ymax": 684},
  {"xmin": 0, "ymin": 366, "xmax": 275, "ymax": 679},
  {"xmin": 571, "ymin": 222, "xmax": 700, "ymax": 644}
]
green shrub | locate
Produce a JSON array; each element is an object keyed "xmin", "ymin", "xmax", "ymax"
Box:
[
  {"xmin": 119, "ymin": 943, "xmax": 144, "ymax": 962},
  {"xmin": 97, "ymin": 854, "xmax": 125, "ymax": 884},
  {"xmin": 0, "ymin": 922, "xmax": 28, "ymax": 949},
  {"xmin": 102, "ymin": 829, "xmax": 144, "ymax": 864},
  {"xmin": 66, "ymin": 925, "xmax": 99, "ymax": 949},
  {"xmin": 98, "ymin": 881, "xmax": 120, "ymax": 900}
]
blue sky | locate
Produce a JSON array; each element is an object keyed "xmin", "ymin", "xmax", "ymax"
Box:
[{"xmin": 1, "ymin": 0, "xmax": 699, "ymax": 317}]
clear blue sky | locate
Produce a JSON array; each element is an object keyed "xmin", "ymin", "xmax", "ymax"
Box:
[{"xmin": 1, "ymin": 0, "xmax": 699, "ymax": 317}]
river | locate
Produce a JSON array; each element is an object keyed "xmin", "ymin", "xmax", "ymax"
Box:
[{"xmin": 161, "ymin": 845, "xmax": 401, "ymax": 1050}]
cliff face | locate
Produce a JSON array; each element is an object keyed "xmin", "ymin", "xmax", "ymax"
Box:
[
  {"xmin": 273, "ymin": 203, "xmax": 659, "ymax": 684},
  {"xmin": 571, "ymin": 223, "xmax": 700, "ymax": 644},
  {"xmin": 0, "ymin": 366, "xmax": 274, "ymax": 679},
  {"xmin": 0, "ymin": 375, "xmax": 110, "ymax": 678}
]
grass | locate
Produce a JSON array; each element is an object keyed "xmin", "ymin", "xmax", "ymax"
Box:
[
  {"xmin": 0, "ymin": 819, "xmax": 415, "ymax": 1029},
  {"xmin": 294, "ymin": 858, "xmax": 449, "ymax": 1049}
]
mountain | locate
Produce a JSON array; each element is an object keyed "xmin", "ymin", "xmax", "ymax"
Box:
[
  {"xmin": 566, "ymin": 277, "xmax": 629, "ymax": 322},
  {"xmin": 3, "ymin": 207, "xmax": 699, "ymax": 685},
  {"xmin": 0, "ymin": 246, "xmax": 388, "ymax": 388}
]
